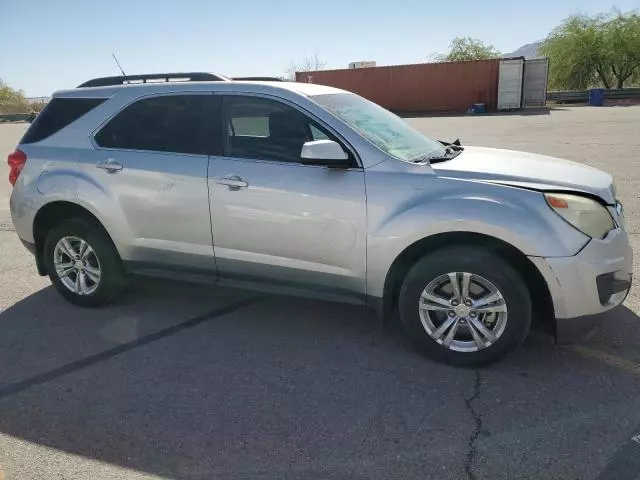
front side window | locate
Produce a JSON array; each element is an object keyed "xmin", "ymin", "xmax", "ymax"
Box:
[
  {"xmin": 95, "ymin": 95, "xmax": 207, "ymax": 155},
  {"xmin": 223, "ymin": 95, "xmax": 336, "ymax": 163},
  {"xmin": 312, "ymin": 93, "xmax": 446, "ymax": 162}
]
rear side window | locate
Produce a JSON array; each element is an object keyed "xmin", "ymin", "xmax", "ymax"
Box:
[
  {"xmin": 95, "ymin": 95, "xmax": 208, "ymax": 155},
  {"xmin": 20, "ymin": 98, "xmax": 106, "ymax": 144}
]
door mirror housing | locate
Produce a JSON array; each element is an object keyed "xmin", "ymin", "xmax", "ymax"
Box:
[{"xmin": 301, "ymin": 140, "xmax": 350, "ymax": 168}]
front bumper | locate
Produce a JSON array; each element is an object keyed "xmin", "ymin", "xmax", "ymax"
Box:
[{"xmin": 529, "ymin": 227, "xmax": 633, "ymax": 342}]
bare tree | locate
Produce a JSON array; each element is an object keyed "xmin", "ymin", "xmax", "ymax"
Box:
[{"xmin": 284, "ymin": 54, "xmax": 326, "ymax": 81}]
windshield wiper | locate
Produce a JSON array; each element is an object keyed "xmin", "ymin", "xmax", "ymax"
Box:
[
  {"xmin": 428, "ymin": 148, "xmax": 462, "ymax": 163},
  {"xmin": 439, "ymin": 138, "xmax": 464, "ymax": 151},
  {"xmin": 412, "ymin": 147, "xmax": 462, "ymax": 164}
]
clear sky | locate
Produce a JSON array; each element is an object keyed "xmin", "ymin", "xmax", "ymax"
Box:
[{"xmin": 1, "ymin": 0, "xmax": 637, "ymax": 96}]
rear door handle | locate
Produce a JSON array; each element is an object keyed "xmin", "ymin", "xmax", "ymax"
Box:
[
  {"xmin": 213, "ymin": 175, "xmax": 248, "ymax": 190},
  {"xmin": 96, "ymin": 158, "xmax": 123, "ymax": 173}
]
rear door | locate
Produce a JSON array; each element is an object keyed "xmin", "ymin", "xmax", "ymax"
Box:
[
  {"xmin": 207, "ymin": 93, "xmax": 367, "ymax": 302},
  {"xmin": 80, "ymin": 92, "xmax": 216, "ymax": 274}
]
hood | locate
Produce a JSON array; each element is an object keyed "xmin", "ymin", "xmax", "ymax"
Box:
[{"xmin": 431, "ymin": 146, "xmax": 616, "ymax": 204}]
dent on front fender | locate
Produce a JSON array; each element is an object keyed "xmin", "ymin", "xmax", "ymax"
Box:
[{"xmin": 364, "ymin": 173, "xmax": 590, "ymax": 298}]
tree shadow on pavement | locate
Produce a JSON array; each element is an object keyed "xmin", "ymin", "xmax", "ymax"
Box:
[{"xmin": 0, "ymin": 281, "xmax": 638, "ymax": 479}]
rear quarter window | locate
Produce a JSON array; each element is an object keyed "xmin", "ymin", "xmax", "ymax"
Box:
[{"xmin": 20, "ymin": 98, "xmax": 106, "ymax": 144}]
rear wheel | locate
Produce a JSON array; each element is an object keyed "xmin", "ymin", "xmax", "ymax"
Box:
[
  {"xmin": 399, "ymin": 246, "xmax": 531, "ymax": 366},
  {"xmin": 44, "ymin": 218, "xmax": 125, "ymax": 307}
]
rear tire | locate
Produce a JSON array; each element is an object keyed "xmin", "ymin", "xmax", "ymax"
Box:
[
  {"xmin": 43, "ymin": 218, "xmax": 126, "ymax": 307},
  {"xmin": 399, "ymin": 246, "xmax": 531, "ymax": 366}
]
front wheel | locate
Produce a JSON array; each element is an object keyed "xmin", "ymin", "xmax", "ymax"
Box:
[
  {"xmin": 399, "ymin": 246, "xmax": 531, "ymax": 366},
  {"xmin": 44, "ymin": 218, "xmax": 126, "ymax": 307}
]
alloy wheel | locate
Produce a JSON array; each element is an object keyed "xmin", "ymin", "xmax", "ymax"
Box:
[
  {"xmin": 418, "ymin": 272, "xmax": 508, "ymax": 352},
  {"xmin": 53, "ymin": 235, "xmax": 102, "ymax": 295}
]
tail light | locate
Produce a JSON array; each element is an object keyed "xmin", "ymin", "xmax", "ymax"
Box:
[{"xmin": 8, "ymin": 149, "xmax": 26, "ymax": 186}]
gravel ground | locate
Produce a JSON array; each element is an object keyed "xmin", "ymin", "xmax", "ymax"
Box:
[{"xmin": 0, "ymin": 107, "xmax": 639, "ymax": 480}]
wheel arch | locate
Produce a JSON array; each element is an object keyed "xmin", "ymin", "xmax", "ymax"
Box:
[
  {"xmin": 381, "ymin": 231, "xmax": 554, "ymax": 328},
  {"xmin": 33, "ymin": 200, "xmax": 119, "ymax": 276}
]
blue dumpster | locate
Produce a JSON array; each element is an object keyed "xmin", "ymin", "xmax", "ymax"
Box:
[
  {"xmin": 589, "ymin": 88, "xmax": 605, "ymax": 106},
  {"xmin": 472, "ymin": 103, "xmax": 486, "ymax": 114}
]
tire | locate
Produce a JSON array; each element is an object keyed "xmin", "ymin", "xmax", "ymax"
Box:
[
  {"xmin": 43, "ymin": 218, "xmax": 126, "ymax": 307},
  {"xmin": 399, "ymin": 246, "xmax": 531, "ymax": 366}
]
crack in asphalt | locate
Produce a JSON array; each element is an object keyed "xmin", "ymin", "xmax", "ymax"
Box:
[{"xmin": 464, "ymin": 369, "xmax": 483, "ymax": 480}]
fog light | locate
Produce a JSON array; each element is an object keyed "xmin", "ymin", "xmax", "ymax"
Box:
[
  {"xmin": 606, "ymin": 290, "xmax": 628, "ymax": 307},
  {"xmin": 596, "ymin": 271, "xmax": 631, "ymax": 306}
]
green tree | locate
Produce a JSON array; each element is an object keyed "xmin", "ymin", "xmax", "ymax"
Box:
[
  {"xmin": 0, "ymin": 79, "xmax": 28, "ymax": 114},
  {"xmin": 606, "ymin": 12, "xmax": 640, "ymax": 88},
  {"xmin": 435, "ymin": 37, "xmax": 501, "ymax": 62},
  {"xmin": 540, "ymin": 11, "xmax": 640, "ymax": 90}
]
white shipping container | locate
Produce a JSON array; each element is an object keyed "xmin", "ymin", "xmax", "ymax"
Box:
[
  {"xmin": 349, "ymin": 61, "xmax": 377, "ymax": 69},
  {"xmin": 522, "ymin": 58, "xmax": 549, "ymax": 107},
  {"xmin": 497, "ymin": 59, "xmax": 524, "ymax": 110}
]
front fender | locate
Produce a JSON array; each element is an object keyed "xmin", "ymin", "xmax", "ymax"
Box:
[{"xmin": 365, "ymin": 174, "xmax": 589, "ymax": 298}]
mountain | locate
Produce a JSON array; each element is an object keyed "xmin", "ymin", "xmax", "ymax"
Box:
[{"xmin": 505, "ymin": 41, "xmax": 544, "ymax": 59}]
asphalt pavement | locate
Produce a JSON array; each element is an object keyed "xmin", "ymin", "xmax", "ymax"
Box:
[{"xmin": 1, "ymin": 108, "xmax": 640, "ymax": 480}]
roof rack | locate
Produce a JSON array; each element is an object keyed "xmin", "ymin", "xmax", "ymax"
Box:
[
  {"xmin": 232, "ymin": 76, "xmax": 284, "ymax": 81},
  {"xmin": 77, "ymin": 72, "xmax": 231, "ymax": 88}
]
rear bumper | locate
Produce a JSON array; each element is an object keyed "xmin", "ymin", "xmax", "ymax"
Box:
[{"xmin": 529, "ymin": 228, "xmax": 633, "ymax": 342}]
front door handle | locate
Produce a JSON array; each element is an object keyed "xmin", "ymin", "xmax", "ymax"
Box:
[
  {"xmin": 213, "ymin": 175, "xmax": 249, "ymax": 190},
  {"xmin": 96, "ymin": 158, "xmax": 123, "ymax": 173}
]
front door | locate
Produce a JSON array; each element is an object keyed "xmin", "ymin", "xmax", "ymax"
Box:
[{"xmin": 207, "ymin": 93, "xmax": 367, "ymax": 302}]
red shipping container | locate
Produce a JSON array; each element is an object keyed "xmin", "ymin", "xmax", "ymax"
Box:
[{"xmin": 296, "ymin": 59, "xmax": 501, "ymax": 114}]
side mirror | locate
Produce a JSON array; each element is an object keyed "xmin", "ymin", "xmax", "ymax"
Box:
[{"xmin": 301, "ymin": 140, "xmax": 350, "ymax": 168}]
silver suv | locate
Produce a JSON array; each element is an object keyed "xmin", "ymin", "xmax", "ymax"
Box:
[{"xmin": 8, "ymin": 72, "xmax": 633, "ymax": 365}]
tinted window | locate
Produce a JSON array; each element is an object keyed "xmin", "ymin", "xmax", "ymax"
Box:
[
  {"xmin": 95, "ymin": 95, "xmax": 207, "ymax": 155},
  {"xmin": 310, "ymin": 124, "xmax": 329, "ymax": 141},
  {"xmin": 230, "ymin": 116, "xmax": 269, "ymax": 137},
  {"xmin": 20, "ymin": 98, "xmax": 106, "ymax": 144},
  {"xmin": 223, "ymin": 96, "xmax": 337, "ymax": 163}
]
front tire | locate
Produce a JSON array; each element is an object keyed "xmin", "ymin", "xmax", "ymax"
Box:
[
  {"xmin": 399, "ymin": 246, "xmax": 531, "ymax": 366},
  {"xmin": 43, "ymin": 218, "xmax": 125, "ymax": 307}
]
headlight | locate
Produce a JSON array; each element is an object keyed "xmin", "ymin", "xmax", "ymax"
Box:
[{"xmin": 545, "ymin": 193, "xmax": 615, "ymax": 239}]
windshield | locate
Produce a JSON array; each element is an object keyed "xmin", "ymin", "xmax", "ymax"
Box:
[{"xmin": 312, "ymin": 93, "xmax": 446, "ymax": 162}]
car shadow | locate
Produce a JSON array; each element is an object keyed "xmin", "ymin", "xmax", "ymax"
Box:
[
  {"xmin": 578, "ymin": 304, "xmax": 640, "ymax": 363},
  {"xmin": 0, "ymin": 280, "xmax": 638, "ymax": 479}
]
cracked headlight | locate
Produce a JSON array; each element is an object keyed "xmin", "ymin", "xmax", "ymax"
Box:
[{"xmin": 545, "ymin": 193, "xmax": 615, "ymax": 239}]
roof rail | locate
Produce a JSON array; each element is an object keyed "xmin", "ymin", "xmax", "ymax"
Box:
[
  {"xmin": 232, "ymin": 76, "xmax": 284, "ymax": 81},
  {"xmin": 77, "ymin": 72, "xmax": 231, "ymax": 88}
]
